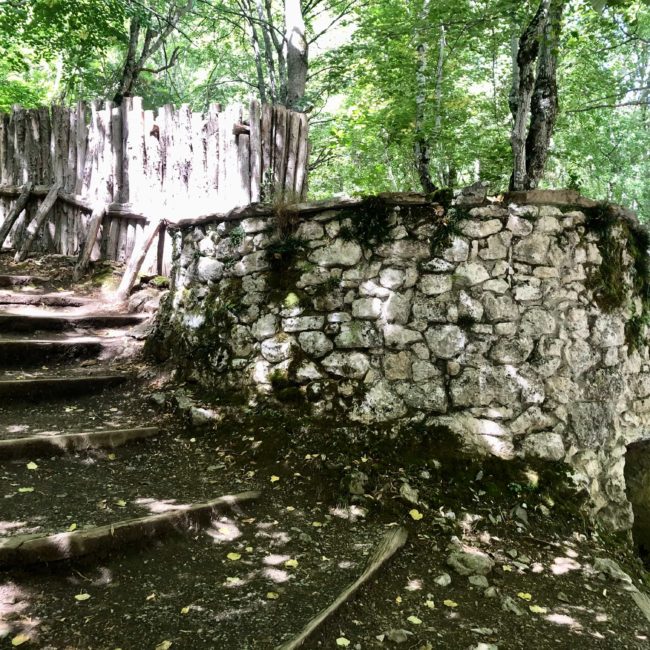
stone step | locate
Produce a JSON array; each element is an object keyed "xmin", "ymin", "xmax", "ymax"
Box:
[
  {"xmin": 0, "ymin": 274, "xmax": 48, "ymax": 288},
  {"xmin": 0, "ymin": 491, "xmax": 260, "ymax": 567},
  {"xmin": 0, "ymin": 290, "xmax": 90, "ymax": 307},
  {"xmin": 0, "ymin": 426, "xmax": 159, "ymax": 459},
  {"xmin": 0, "ymin": 311, "xmax": 146, "ymax": 333},
  {"xmin": 0, "ymin": 335, "xmax": 114, "ymax": 367},
  {"xmin": 0, "ymin": 373, "xmax": 128, "ymax": 400}
]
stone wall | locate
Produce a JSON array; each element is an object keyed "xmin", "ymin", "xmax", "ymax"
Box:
[{"xmin": 150, "ymin": 193, "xmax": 650, "ymax": 531}]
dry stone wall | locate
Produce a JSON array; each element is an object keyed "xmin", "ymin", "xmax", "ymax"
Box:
[{"xmin": 152, "ymin": 195, "xmax": 650, "ymax": 531}]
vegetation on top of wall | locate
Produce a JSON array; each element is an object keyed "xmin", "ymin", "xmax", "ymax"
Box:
[
  {"xmin": 585, "ymin": 204, "xmax": 650, "ymax": 350},
  {"xmin": 429, "ymin": 207, "xmax": 462, "ymax": 257},
  {"xmin": 340, "ymin": 196, "xmax": 393, "ymax": 247}
]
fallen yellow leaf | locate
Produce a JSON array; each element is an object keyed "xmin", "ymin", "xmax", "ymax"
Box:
[
  {"xmin": 286, "ymin": 506, "xmax": 295, "ymax": 512},
  {"xmin": 68, "ymin": 523, "xmax": 77, "ymax": 532},
  {"xmin": 75, "ymin": 593, "xmax": 91, "ymax": 601},
  {"xmin": 312, "ymin": 521, "xmax": 322, "ymax": 527},
  {"xmin": 26, "ymin": 462, "xmax": 38, "ymax": 470},
  {"xmin": 227, "ymin": 552, "xmax": 241, "ymax": 561},
  {"xmin": 155, "ymin": 642, "xmax": 172, "ymax": 650},
  {"xmin": 115, "ymin": 499, "xmax": 127, "ymax": 507},
  {"xmin": 336, "ymin": 638, "xmax": 350, "ymax": 647},
  {"xmin": 270, "ymin": 475, "xmax": 280, "ymax": 483},
  {"xmin": 425, "ymin": 599, "xmax": 435, "ymax": 609},
  {"xmin": 18, "ymin": 487, "xmax": 34, "ymax": 493},
  {"xmin": 180, "ymin": 606, "xmax": 190, "ymax": 615},
  {"xmin": 285, "ymin": 559, "xmax": 298, "ymax": 568},
  {"xmin": 443, "ymin": 599, "xmax": 458, "ymax": 608},
  {"xmin": 529, "ymin": 605, "xmax": 548, "ymax": 614},
  {"xmin": 11, "ymin": 634, "xmax": 30, "ymax": 646},
  {"xmin": 517, "ymin": 592, "xmax": 532, "ymax": 601},
  {"xmin": 409, "ymin": 509, "xmax": 424, "ymax": 521},
  {"xmin": 407, "ymin": 615, "xmax": 422, "ymax": 625},
  {"xmin": 266, "ymin": 591, "xmax": 279, "ymax": 599}
]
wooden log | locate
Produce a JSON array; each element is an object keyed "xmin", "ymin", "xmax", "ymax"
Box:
[
  {"xmin": 249, "ymin": 99, "xmax": 262, "ymax": 202},
  {"xmin": 125, "ymin": 219, "xmax": 136, "ymax": 259},
  {"xmin": 66, "ymin": 106, "xmax": 77, "ymax": 192},
  {"xmin": 276, "ymin": 527, "xmax": 408, "ymax": 650},
  {"xmin": 205, "ymin": 103, "xmax": 220, "ymax": 200},
  {"xmin": 12, "ymin": 105, "xmax": 27, "ymax": 183},
  {"xmin": 74, "ymin": 203, "xmax": 108, "ymax": 278},
  {"xmin": 238, "ymin": 133, "xmax": 251, "ymax": 206},
  {"xmin": 273, "ymin": 105, "xmax": 288, "ymax": 195},
  {"xmin": 38, "ymin": 107, "xmax": 51, "ymax": 185},
  {"xmin": 120, "ymin": 96, "xmax": 132, "ymax": 202},
  {"xmin": 111, "ymin": 106, "xmax": 123, "ymax": 202},
  {"xmin": 5, "ymin": 109, "xmax": 16, "ymax": 185},
  {"xmin": 99, "ymin": 100, "xmax": 113, "ymax": 202},
  {"xmin": 75, "ymin": 101, "xmax": 87, "ymax": 193},
  {"xmin": 25, "ymin": 109, "xmax": 41, "ymax": 184},
  {"xmin": 114, "ymin": 219, "xmax": 163, "ymax": 301},
  {"xmin": 0, "ymin": 491, "xmax": 260, "ymax": 567},
  {"xmin": 295, "ymin": 113, "xmax": 309, "ymax": 199},
  {"xmin": 126, "ymin": 96, "xmax": 145, "ymax": 206},
  {"xmin": 116, "ymin": 218, "xmax": 128, "ymax": 262},
  {"xmin": 106, "ymin": 216, "xmax": 120, "ymax": 260},
  {"xmin": 285, "ymin": 111, "xmax": 301, "ymax": 198},
  {"xmin": 14, "ymin": 183, "xmax": 61, "ymax": 262},
  {"xmin": 0, "ymin": 113, "xmax": 8, "ymax": 185},
  {"xmin": 0, "ymin": 181, "xmax": 33, "ymax": 248},
  {"xmin": 261, "ymin": 103, "xmax": 273, "ymax": 197},
  {"xmin": 191, "ymin": 110, "xmax": 206, "ymax": 200}
]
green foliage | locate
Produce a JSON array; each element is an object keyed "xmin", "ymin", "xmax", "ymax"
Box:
[{"xmin": 340, "ymin": 196, "xmax": 393, "ymax": 246}]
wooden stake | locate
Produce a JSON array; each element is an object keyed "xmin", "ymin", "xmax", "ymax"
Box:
[
  {"xmin": 14, "ymin": 183, "xmax": 61, "ymax": 262},
  {"xmin": 0, "ymin": 181, "xmax": 33, "ymax": 249},
  {"xmin": 276, "ymin": 527, "xmax": 408, "ymax": 650},
  {"xmin": 114, "ymin": 219, "xmax": 163, "ymax": 302},
  {"xmin": 74, "ymin": 203, "xmax": 107, "ymax": 278}
]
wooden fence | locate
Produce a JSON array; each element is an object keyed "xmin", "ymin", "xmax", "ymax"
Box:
[{"xmin": 0, "ymin": 98, "xmax": 309, "ymax": 280}]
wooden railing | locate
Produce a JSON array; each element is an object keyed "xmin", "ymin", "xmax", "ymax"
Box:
[{"xmin": 0, "ymin": 98, "xmax": 309, "ymax": 287}]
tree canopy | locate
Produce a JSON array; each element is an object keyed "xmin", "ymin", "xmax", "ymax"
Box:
[{"xmin": 0, "ymin": 0, "xmax": 648, "ymax": 218}]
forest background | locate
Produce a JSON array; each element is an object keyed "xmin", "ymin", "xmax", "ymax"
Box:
[{"xmin": 0, "ymin": 0, "xmax": 648, "ymax": 219}]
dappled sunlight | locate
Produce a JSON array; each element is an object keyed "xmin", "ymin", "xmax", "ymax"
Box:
[
  {"xmin": 262, "ymin": 567, "xmax": 290, "ymax": 583},
  {"xmin": 263, "ymin": 553, "xmax": 290, "ymax": 566},
  {"xmin": 206, "ymin": 519, "xmax": 242, "ymax": 543},
  {"xmin": 329, "ymin": 505, "xmax": 366, "ymax": 522},
  {"xmin": 551, "ymin": 556, "xmax": 581, "ymax": 575},
  {"xmin": 405, "ymin": 578, "xmax": 423, "ymax": 592},
  {"xmin": 135, "ymin": 497, "xmax": 190, "ymax": 514},
  {"xmin": 6, "ymin": 424, "xmax": 29, "ymax": 434},
  {"xmin": 0, "ymin": 581, "xmax": 39, "ymax": 643},
  {"xmin": 0, "ymin": 520, "xmax": 29, "ymax": 534},
  {"xmin": 545, "ymin": 613, "xmax": 582, "ymax": 629},
  {"xmin": 337, "ymin": 560, "xmax": 355, "ymax": 569}
]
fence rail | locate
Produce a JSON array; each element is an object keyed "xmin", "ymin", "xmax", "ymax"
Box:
[{"xmin": 0, "ymin": 98, "xmax": 309, "ymax": 278}]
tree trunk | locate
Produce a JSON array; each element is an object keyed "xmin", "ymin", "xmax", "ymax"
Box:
[
  {"xmin": 114, "ymin": 17, "xmax": 141, "ymax": 104},
  {"xmin": 244, "ymin": 0, "xmax": 267, "ymax": 103},
  {"xmin": 284, "ymin": 0, "xmax": 308, "ymax": 109},
  {"xmin": 524, "ymin": 0, "xmax": 566, "ymax": 189},
  {"xmin": 509, "ymin": 0, "xmax": 549, "ymax": 191},
  {"xmin": 255, "ymin": 0, "xmax": 278, "ymax": 101},
  {"xmin": 413, "ymin": 1, "xmax": 437, "ymax": 195}
]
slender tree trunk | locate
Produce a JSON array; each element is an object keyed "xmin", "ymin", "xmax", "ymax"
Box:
[
  {"xmin": 115, "ymin": 18, "xmax": 141, "ymax": 103},
  {"xmin": 413, "ymin": 0, "xmax": 437, "ymax": 194},
  {"xmin": 509, "ymin": 0, "xmax": 549, "ymax": 191},
  {"xmin": 255, "ymin": 0, "xmax": 278, "ymax": 101},
  {"xmin": 243, "ymin": 0, "xmax": 267, "ymax": 103},
  {"xmin": 524, "ymin": 0, "xmax": 566, "ymax": 189},
  {"xmin": 284, "ymin": 0, "xmax": 308, "ymax": 109},
  {"xmin": 266, "ymin": 0, "xmax": 287, "ymax": 102}
]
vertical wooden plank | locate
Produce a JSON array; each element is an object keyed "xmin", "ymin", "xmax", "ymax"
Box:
[
  {"xmin": 106, "ymin": 216, "xmax": 120, "ymax": 260},
  {"xmin": 217, "ymin": 109, "xmax": 228, "ymax": 205},
  {"xmin": 261, "ymin": 103, "xmax": 273, "ymax": 198},
  {"xmin": 284, "ymin": 111, "xmax": 301, "ymax": 199},
  {"xmin": 120, "ymin": 96, "xmax": 132, "ymax": 204},
  {"xmin": 26, "ymin": 109, "xmax": 41, "ymax": 184},
  {"xmin": 59, "ymin": 107, "xmax": 70, "ymax": 189},
  {"xmin": 158, "ymin": 104, "xmax": 173, "ymax": 211},
  {"xmin": 125, "ymin": 219, "xmax": 137, "ymax": 259},
  {"xmin": 238, "ymin": 133, "xmax": 251, "ymax": 206},
  {"xmin": 176, "ymin": 104, "xmax": 193, "ymax": 206},
  {"xmin": 13, "ymin": 106, "xmax": 27, "ymax": 183},
  {"xmin": 249, "ymin": 99, "xmax": 262, "ymax": 202},
  {"xmin": 0, "ymin": 113, "xmax": 8, "ymax": 185},
  {"xmin": 295, "ymin": 113, "xmax": 309, "ymax": 199},
  {"xmin": 6, "ymin": 109, "xmax": 16, "ymax": 185},
  {"xmin": 67, "ymin": 107, "xmax": 77, "ymax": 192},
  {"xmin": 126, "ymin": 96, "xmax": 146, "ymax": 207},
  {"xmin": 273, "ymin": 105, "xmax": 288, "ymax": 196},
  {"xmin": 99, "ymin": 100, "xmax": 113, "ymax": 201},
  {"xmin": 205, "ymin": 103, "xmax": 220, "ymax": 202},
  {"xmin": 75, "ymin": 101, "xmax": 87, "ymax": 194},
  {"xmin": 38, "ymin": 107, "xmax": 51, "ymax": 185},
  {"xmin": 111, "ymin": 107, "xmax": 123, "ymax": 202},
  {"xmin": 191, "ymin": 111, "xmax": 206, "ymax": 201}
]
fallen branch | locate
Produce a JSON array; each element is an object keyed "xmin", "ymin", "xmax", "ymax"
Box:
[
  {"xmin": 74, "ymin": 203, "xmax": 108, "ymax": 279},
  {"xmin": 0, "ymin": 490, "xmax": 260, "ymax": 566},
  {"xmin": 276, "ymin": 526, "xmax": 408, "ymax": 650}
]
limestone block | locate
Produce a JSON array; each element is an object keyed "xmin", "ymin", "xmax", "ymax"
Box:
[
  {"xmin": 513, "ymin": 233, "xmax": 550, "ymax": 265},
  {"xmin": 454, "ymin": 262, "xmax": 490, "ymax": 287},
  {"xmin": 335, "ymin": 322, "xmax": 382, "ymax": 348},
  {"xmin": 383, "ymin": 292, "xmax": 411, "ymax": 324},
  {"xmin": 298, "ymin": 331, "xmax": 334, "ymax": 358},
  {"xmin": 536, "ymin": 215, "xmax": 562, "ymax": 233},
  {"xmin": 196, "ymin": 257, "xmax": 224, "ymax": 283},
  {"xmin": 233, "ymin": 251, "xmax": 268, "ymax": 276},
  {"xmin": 489, "ymin": 337, "xmax": 534, "ymax": 365},
  {"xmin": 322, "ymin": 351, "xmax": 370, "ymax": 378},
  {"xmin": 519, "ymin": 307, "xmax": 556, "ymax": 338},
  {"xmin": 483, "ymin": 279, "xmax": 509, "ymax": 294},
  {"xmin": 506, "ymin": 214, "xmax": 534, "ymax": 237},
  {"xmin": 231, "ymin": 325, "xmax": 254, "ymax": 358},
  {"xmin": 412, "ymin": 360, "xmax": 440, "ymax": 382},
  {"xmin": 252, "ymin": 314, "xmax": 279, "ymax": 341},
  {"xmin": 376, "ymin": 239, "xmax": 430, "ymax": 262},
  {"xmin": 308, "ymin": 240, "xmax": 362, "ymax": 267},
  {"xmin": 479, "ymin": 232, "xmax": 512, "ymax": 260},
  {"xmin": 297, "ymin": 267, "xmax": 331, "ymax": 288},
  {"xmin": 469, "ymin": 205, "xmax": 508, "ymax": 219},
  {"xmin": 295, "ymin": 221, "xmax": 325, "ymax": 240},
  {"xmin": 442, "ymin": 237, "xmax": 470, "ymax": 262},
  {"xmin": 592, "ymin": 314, "xmax": 625, "ymax": 348},
  {"xmin": 384, "ymin": 324, "xmax": 424, "ymax": 349},
  {"xmin": 545, "ymin": 376, "xmax": 581, "ymax": 404},
  {"xmin": 457, "ymin": 219, "xmax": 502, "ymax": 238},
  {"xmin": 282, "ymin": 315, "xmax": 325, "ymax": 332},
  {"xmin": 384, "ymin": 352, "xmax": 412, "ymax": 380},
  {"xmin": 458, "ymin": 291, "xmax": 484, "ymax": 322},
  {"xmin": 422, "ymin": 258, "xmax": 455, "ymax": 273},
  {"xmin": 359, "ymin": 280, "xmax": 391, "ymax": 298},
  {"xmin": 521, "ymin": 432, "xmax": 565, "ymax": 461},
  {"xmin": 261, "ymin": 335, "xmax": 295, "ymax": 363},
  {"xmin": 379, "ymin": 268, "xmax": 405, "ymax": 290},
  {"xmin": 351, "ymin": 380, "xmax": 407, "ymax": 423},
  {"xmin": 352, "ymin": 298, "xmax": 382, "ymax": 320},
  {"xmin": 564, "ymin": 339, "xmax": 599, "ymax": 375},
  {"xmin": 425, "ymin": 325, "xmax": 467, "ymax": 359},
  {"xmin": 511, "ymin": 406, "xmax": 557, "ymax": 435},
  {"xmin": 420, "ymin": 274, "xmax": 453, "ymax": 296},
  {"xmin": 395, "ymin": 379, "xmax": 448, "ymax": 412},
  {"xmin": 483, "ymin": 293, "xmax": 519, "ymax": 322}
]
